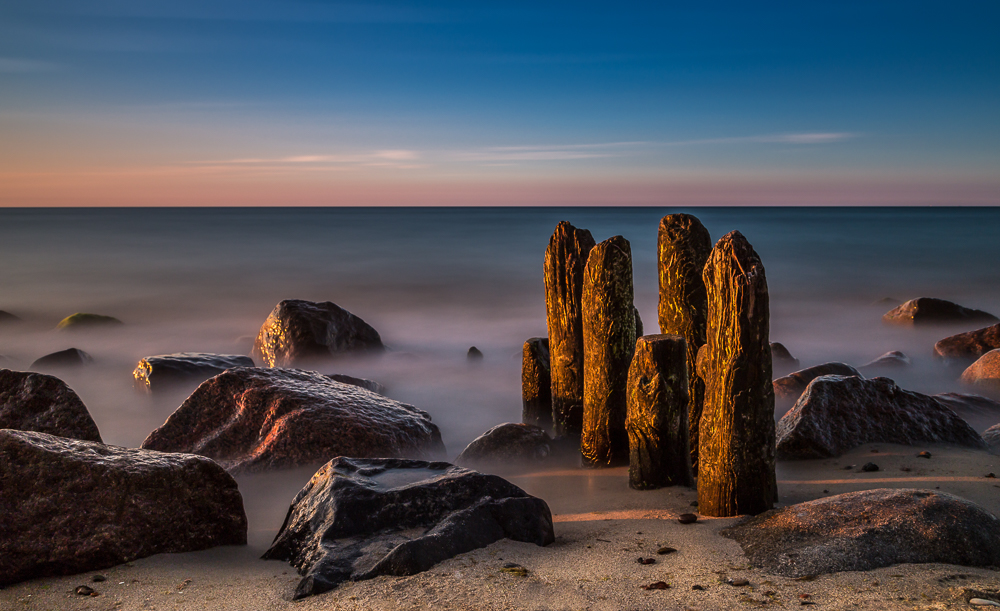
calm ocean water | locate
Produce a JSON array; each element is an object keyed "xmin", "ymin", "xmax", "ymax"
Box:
[{"xmin": 2, "ymin": 206, "xmax": 998, "ymax": 545}]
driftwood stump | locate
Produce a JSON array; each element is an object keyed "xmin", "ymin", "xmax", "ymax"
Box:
[
  {"xmin": 698, "ymin": 230, "xmax": 777, "ymax": 517},
  {"xmin": 581, "ymin": 236, "xmax": 636, "ymax": 468},
  {"xmin": 657, "ymin": 213, "xmax": 711, "ymax": 476},
  {"xmin": 626, "ymin": 334, "xmax": 693, "ymax": 489},
  {"xmin": 544, "ymin": 222, "xmax": 596, "ymax": 438},
  {"xmin": 521, "ymin": 338, "xmax": 552, "ymax": 431}
]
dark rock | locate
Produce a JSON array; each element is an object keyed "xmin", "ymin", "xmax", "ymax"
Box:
[
  {"xmin": 499, "ymin": 563, "xmax": 528, "ymax": 576},
  {"xmin": 454, "ymin": 423, "xmax": 552, "ymax": 467},
  {"xmin": 776, "ymin": 376, "xmax": 986, "ymax": 459},
  {"xmin": 657, "ymin": 546, "xmax": 677, "ymax": 555},
  {"xmin": 56, "ymin": 313, "xmax": 123, "ymax": 330},
  {"xmin": 467, "ymin": 346, "xmax": 483, "ymax": 361},
  {"xmin": 250, "ymin": 299, "xmax": 384, "ymax": 368},
  {"xmin": 633, "ymin": 307, "xmax": 643, "ymax": 339},
  {"xmin": 0, "ymin": 369, "xmax": 102, "ymax": 442},
  {"xmin": 0, "ymin": 310, "xmax": 21, "ymax": 324},
  {"xmin": 521, "ymin": 338, "xmax": 552, "ymax": 431},
  {"xmin": 720, "ymin": 488, "xmax": 1000, "ymax": 576},
  {"xmin": 773, "ymin": 363, "xmax": 862, "ymax": 402},
  {"xmin": 637, "ymin": 557, "xmax": 655, "ymax": 565},
  {"xmin": 325, "ymin": 373, "xmax": 386, "ymax": 395},
  {"xmin": 934, "ymin": 323, "xmax": 1000, "ymax": 363},
  {"xmin": 678, "ymin": 513, "xmax": 698, "ymax": 524},
  {"xmin": 75, "ymin": 585, "xmax": 95, "ymax": 596},
  {"xmin": 932, "ymin": 393, "xmax": 1000, "ymax": 425},
  {"xmin": 0, "ymin": 430, "xmax": 246, "ymax": 586},
  {"xmin": 770, "ymin": 342, "xmax": 800, "ymax": 377},
  {"xmin": 961, "ymin": 350, "xmax": 1000, "ymax": 397},
  {"xmin": 728, "ymin": 578, "xmax": 750, "ymax": 586},
  {"xmin": 91, "ymin": 575, "xmax": 106, "ymax": 582},
  {"xmin": 140, "ymin": 367, "xmax": 444, "ymax": 473},
  {"xmin": 641, "ymin": 581, "xmax": 670, "ymax": 590},
  {"xmin": 861, "ymin": 462, "xmax": 880, "ymax": 472},
  {"xmin": 859, "ymin": 351, "xmax": 911, "ymax": 374},
  {"xmin": 918, "ymin": 451, "xmax": 932, "ymax": 458},
  {"xmin": 132, "ymin": 353, "xmax": 255, "ymax": 393},
  {"xmin": 30, "ymin": 348, "xmax": 94, "ymax": 370},
  {"xmin": 882, "ymin": 298, "xmax": 998, "ymax": 326},
  {"xmin": 544, "ymin": 221, "xmax": 596, "ymax": 438},
  {"xmin": 692, "ymin": 584, "xmax": 706, "ymax": 590},
  {"xmin": 262, "ymin": 457, "xmax": 554, "ymax": 599},
  {"xmin": 984, "ymin": 425, "xmax": 1000, "ymax": 454}
]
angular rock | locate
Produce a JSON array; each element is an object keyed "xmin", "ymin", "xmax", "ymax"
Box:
[
  {"xmin": 935, "ymin": 323, "xmax": 1000, "ymax": 362},
  {"xmin": 984, "ymin": 424, "xmax": 1000, "ymax": 454},
  {"xmin": 0, "ymin": 430, "xmax": 246, "ymax": 586},
  {"xmin": 932, "ymin": 393, "xmax": 1000, "ymax": 425},
  {"xmin": 720, "ymin": 489, "xmax": 1000, "ymax": 576},
  {"xmin": 326, "ymin": 373, "xmax": 386, "ymax": 395},
  {"xmin": 882, "ymin": 298, "xmax": 998, "ymax": 326},
  {"xmin": 0, "ymin": 369, "xmax": 102, "ymax": 442},
  {"xmin": 0, "ymin": 310, "xmax": 21, "ymax": 324},
  {"xmin": 961, "ymin": 349, "xmax": 1000, "ymax": 397},
  {"xmin": 521, "ymin": 338, "xmax": 552, "ymax": 430},
  {"xmin": 141, "ymin": 367, "xmax": 444, "ymax": 473},
  {"xmin": 544, "ymin": 221, "xmax": 596, "ymax": 438},
  {"xmin": 454, "ymin": 423, "xmax": 552, "ymax": 467},
  {"xmin": 770, "ymin": 342, "xmax": 800, "ymax": 377},
  {"xmin": 30, "ymin": 348, "xmax": 94, "ymax": 370},
  {"xmin": 858, "ymin": 351, "xmax": 911, "ymax": 374},
  {"xmin": 773, "ymin": 362, "xmax": 861, "ymax": 402},
  {"xmin": 132, "ymin": 353, "xmax": 255, "ymax": 393},
  {"xmin": 250, "ymin": 300, "xmax": 384, "ymax": 368},
  {"xmin": 776, "ymin": 375, "xmax": 987, "ymax": 459},
  {"xmin": 467, "ymin": 346, "xmax": 483, "ymax": 361},
  {"xmin": 55, "ymin": 313, "xmax": 123, "ymax": 330},
  {"xmin": 262, "ymin": 457, "xmax": 554, "ymax": 599}
]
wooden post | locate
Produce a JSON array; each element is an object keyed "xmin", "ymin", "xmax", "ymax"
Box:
[
  {"xmin": 698, "ymin": 231, "xmax": 777, "ymax": 517},
  {"xmin": 521, "ymin": 338, "xmax": 552, "ymax": 431},
  {"xmin": 626, "ymin": 334, "xmax": 693, "ymax": 489}
]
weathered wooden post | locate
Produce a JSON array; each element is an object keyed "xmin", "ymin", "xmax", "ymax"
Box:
[
  {"xmin": 581, "ymin": 235, "xmax": 636, "ymax": 467},
  {"xmin": 657, "ymin": 213, "xmax": 711, "ymax": 475},
  {"xmin": 521, "ymin": 337, "xmax": 552, "ymax": 431},
  {"xmin": 544, "ymin": 222, "xmax": 596, "ymax": 438},
  {"xmin": 698, "ymin": 231, "xmax": 777, "ymax": 516},
  {"xmin": 626, "ymin": 334, "xmax": 693, "ymax": 489}
]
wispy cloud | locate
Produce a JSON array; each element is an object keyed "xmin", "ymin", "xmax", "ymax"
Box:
[
  {"xmin": 0, "ymin": 58, "xmax": 60, "ymax": 73},
  {"xmin": 193, "ymin": 150, "xmax": 424, "ymax": 170},
  {"xmin": 454, "ymin": 141, "xmax": 650, "ymax": 162},
  {"xmin": 663, "ymin": 132, "xmax": 857, "ymax": 146}
]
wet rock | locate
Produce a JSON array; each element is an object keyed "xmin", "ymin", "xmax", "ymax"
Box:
[
  {"xmin": 56, "ymin": 313, "xmax": 123, "ymax": 330},
  {"xmin": 262, "ymin": 457, "xmax": 554, "ymax": 599},
  {"xmin": 961, "ymin": 350, "xmax": 1000, "ymax": 397},
  {"xmin": 861, "ymin": 462, "xmax": 879, "ymax": 472},
  {"xmin": 776, "ymin": 375, "xmax": 986, "ymax": 459},
  {"xmin": 132, "ymin": 353, "xmax": 255, "ymax": 393},
  {"xmin": 250, "ymin": 299, "xmax": 384, "ymax": 368},
  {"xmin": 770, "ymin": 343, "xmax": 800, "ymax": 377},
  {"xmin": 720, "ymin": 488, "xmax": 1000, "ymax": 576},
  {"xmin": 858, "ymin": 351, "xmax": 911, "ymax": 374},
  {"xmin": 934, "ymin": 323, "xmax": 1000, "ymax": 363},
  {"xmin": 932, "ymin": 393, "xmax": 1000, "ymax": 425},
  {"xmin": 454, "ymin": 423, "xmax": 552, "ymax": 468},
  {"xmin": 325, "ymin": 373, "xmax": 386, "ymax": 395},
  {"xmin": 30, "ymin": 348, "xmax": 94, "ymax": 370},
  {"xmin": 141, "ymin": 367, "xmax": 444, "ymax": 473},
  {"xmin": 0, "ymin": 430, "xmax": 246, "ymax": 586},
  {"xmin": 467, "ymin": 346, "xmax": 483, "ymax": 361},
  {"xmin": 678, "ymin": 513, "xmax": 698, "ymax": 524},
  {"xmin": 773, "ymin": 363, "xmax": 862, "ymax": 403},
  {"xmin": 521, "ymin": 338, "xmax": 552, "ymax": 431},
  {"xmin": 984, "ymin": 425, "xmax": 1000, "ymax": 454},
  {"xmin": 0, "ymin": 369, "xmax": 102, "ymax": 442},
  {"xmin": 882, "ymin": 298, "xmax": 998, "ymax": 326}
]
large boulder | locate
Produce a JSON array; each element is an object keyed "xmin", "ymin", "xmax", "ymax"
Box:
[
  {"xmin": 0, "ymin": 430, "xmax": 246, "ymax": 586},
  {"xmin": 263, "ymin": 457, "xmax": 555, "ymax": 599},
  {"xmin": 0, "ymin": 369, "xmax": 102, "ymax": 442},
  {"xmin": 251, "ymin": 299, "xmax": 384, "ymax": 368},
  {"xmin": 960, "ymin": 349, "xmax": 1000, "ymax": 397},
  {"xmin": 721, "ymin": 489, "xmax": 1000, "ymax": 576},
  {"xmin": 776, "ymin": 375, "xmax": 986, "ymax": 459},
  {"xmin": 932, "ymin": 392, "xmax": 1000, "ymax": 425},
  {"xmin": 454, "ymin": 423, "xmax": 552, "ymax": 468},
  {"xmin": 984, "ymin": 424, "xmax": 1000, "ymax": 453},
  {"xmin": 935, "ymin": 323, "xmax": 1000, "ymax": 362},
  {"xmin": 773, "ymin": 362, "xmax": 861, "ymax": 402},
  {"xmin": 133, "ymin": 352, "xmax": 255, "ymax": 392},
  {"xmin": 140, "ymin": 367, "xmax": 443, "ymax": 473},
  {"xmin": 30, "ymin": 348, "xmax": 93, "ymax": 370},
  {"xmin": 882, "ymin": 298, "xmax": 998, "ymax": 326},
  {"xmin": 55, "ymin": 313, "xmax": 123, "ymax": 330}
]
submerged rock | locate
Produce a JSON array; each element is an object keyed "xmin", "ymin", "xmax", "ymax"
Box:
[
  {"xmin": 30, "ymin": 348, "xmax": 94, "ymax": 370},
  {"xmin": 55, "ymin": 313, "xmax": 123, "ymax": 330},
  {"xmin": 769, "ymin": 343, "xmax": 800, "ymax": 377},
  {"xmin": 326, "ymin": 373, "xmax": 386, "ymax": 395},
  {"xmin": 935, "ymin": 323, "xmax": 1000, "ymax": 363},
  {"xmin": 132, "ymin": 353, "xmax": 255, "ymax": 392},
  {"xmin": 776, "ymin": 375, "xmax": 986, "ymax": 459},
  {"xmin": 0, "ymin": 430, "xmax": 246, "ymax": 586},
  {"xmin": 454, "ymin": 423, "xmax": 552, "ymax": 468},
  {"xmin": 773, "ymin": 363, "xmax": 861, "ymax": 402},
  {"xmin": 0, "ymin": 369, "xmax": 102, "ymax": 442},
  {"xmin": 858, "ymin": 351, "xmax": 911, "ymax": 376},
  {"xmin": 141, "ymin": 367, "xmax": 443, "ymax": 473},
  {"xmin": 0, "ymin": 310, "xmax": 21, "ymax": 325},
  {"xmin": 262, "ymin": 457, "xmax": 554, "ymax": 599},
  {"xmin": 467, "ymin": 346, "xmax": 483, "ymax": 361},
  {"xmin": 882, "ymin": 298, "xmax": 998, "ymax": 326},
  {"xmin": 961, "ymin": 349, "xmax": 1000, "ymax": 397},
  {"xmin": 720, "ymin": 488, "xmax": 1000, "ymax": 576}
]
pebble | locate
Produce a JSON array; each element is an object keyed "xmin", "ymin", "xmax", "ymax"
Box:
[
  {"xmin": 657, "ymin": 546, "xmax": 677, "ymax": 555},
  {"xmin": 636, "ymin": 557, "xmax": 656, "ymax": 565},
  {"xmin": 970, "ymin": 599, "xmax": 1000, "ymax": 607},
  {"xmin": 91, "ymin": 575, "xmax": 107, "ymax": 583},
  {"xmin": 692, "ymin": 585, "xmax": 706, "ymax": 591},
  {"xmin": 499, "ymin": 563, "xmax": 528, "ymax": 577},
  {"xmin": 690, "ymin": 501, "xmax": 699, "ymax": 507},
  {"xmin": 861, "ymin": 462, "xmax": 879, "ymax": 472},
  {"xmin": 678, "ymin": 513, "xmax": 698, "ymax": 524},
  {"xmin": 986, "ymin": 473, "xmax": 996, "ymax": 479},
  {"xmin": 74, "ymin": 586, "xmax": 95, "ymax": 596},
  {"xmin": 843, "ymin": 465, "xmax": 855, "ymax": 470},
  {"xmin": 727, "ymin": 578, "xmax": 750, "ymax": 586},
  {"xmin": 641, "ymin": 581, "xmax": 670, "ymax": 590},
  {"xmin": 918, "ymin": 451, "xmax": 932, "ymax": 459}
]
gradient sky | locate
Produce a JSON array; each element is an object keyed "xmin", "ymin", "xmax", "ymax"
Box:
[{"xmin": 1, "ymin": 0, "xmax": 998, "ymax": 206}]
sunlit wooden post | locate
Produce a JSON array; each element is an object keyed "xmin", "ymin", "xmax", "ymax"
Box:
[{"xmin": 521, "ymin": 337, "xmax": 552, "ymax": 431}]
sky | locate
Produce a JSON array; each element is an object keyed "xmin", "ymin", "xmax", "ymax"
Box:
[{"xmin": 1, "ymin": 0, "xmax": 998, "ymax": 206}]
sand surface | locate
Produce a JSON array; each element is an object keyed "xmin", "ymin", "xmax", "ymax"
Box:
[{"xmin": 4, "ymin": 443, "xmax": 1000, "ymax": 611}]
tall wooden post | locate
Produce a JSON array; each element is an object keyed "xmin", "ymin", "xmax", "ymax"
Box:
[{"xmin": 521, "ymin": 338, "xmax": 552, "ymax": 431}]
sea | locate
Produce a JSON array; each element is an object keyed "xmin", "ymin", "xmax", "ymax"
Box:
[{"xmin": 2, "ymin": 206, "xmax": 998, "ymax": 546}]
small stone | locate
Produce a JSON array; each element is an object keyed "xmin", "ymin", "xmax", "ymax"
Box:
[
  {"xmin": 467, "ymin": 347, "xmax": 484, "ymax": 361},
  {"xmin": 986, "ymin": 473, "xmax": 996, "ymax": 479},
  {"xmin": 800, "ymin": 602, "xmax": 817, "ymax": 607},
  {"xmin": 871, "ymin": 449, "xmax": 879, "ymax": 453},
  {"xmin": 969, "ymin": 598, "xmax": 1000, "ymax": 607},
  {"xmin": 690, "ymin": 500, "xmax": 699, "ymax": 507},
  {"xmin": 499, "ymin": 563, "xmax": 528, "ymax": 577},
  {"xmin": 75, "ymin": 586, "xmax": 95, "ymax": 596},
  {"xmin": 900, "ymin": 467, "xmax": 912, "ymax": 472},
  {"xmin": 799, "ymin": 594, "xmax": 812, "ymax": 599},
  {"xmin": 843, "ymin": 465, "xmax": 855, "ymax": 470},
  {"xmin": 918, "ymin": 451, "xmax": 932, "ymax": 459},
  {"xmin": 91, "ymin": 575, "xmax": 106, "ymax": 583},
  {"xmin": 861, "ymin": 462, "xmax": 879, "ymax": 472},
  {"xmin": 692, "ymin": 584, "xmax": 706, "ymax": 591},
  {"xmin": 822, "ymin": 490, "xmax": 829, "ymax": 494},
  {"xmin": 678, "ymin": 513, "xmax": 698, "ymax": 524},
  {"xmin": 727, "ymin": 578, "xmax": 750, "ymax": 586},
  {"xmin": 636, "ymin": 557, "xmax": 655, "ymax": 565},
  {"xmin": 657, "ymin": 546, "xmax": 677, "ymax": 555},
  {"xmin": 641, "ymin": 581, "xmax": 670, "ymax": 590}
]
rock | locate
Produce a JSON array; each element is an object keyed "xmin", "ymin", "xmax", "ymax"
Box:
[
  {"xmin": 932, "ymin": 393, "xmax": 1000, "ymax": 424},
  {"xmin": 773, "ymin": 363, "xmax": 862, "ymax": 402},
  {"xmin": 0, "ymin": 430, "xmax": 246, "ymax": 586},
  {"xmin": 454, "ymin": 423, "xmax": 552, "ymax": 467},
  {"xmin": 984, "ymin": 425, "xmax": 1000, "ymax": 454},
  {"xmin": 728, "ymin": 578, "xmax": 750, "ymax": 586},
  {"xmin": 861, "ymin": 462, "xmax": 879, "ymax": 472},
  {"xmin": 961, "ymin": 350, "xmax": 1000, "ymax": 397},
  {"xmin": 882, "ymin": 298, "xmax": 998, "ymax": 326},
  {"xmin": 720, "ymin": 488, "xmax": 1000, "ymax": 576},
  {"xmin": 918, "ymin": 450, "xmax": 932, "ymax": 458},
  {"xmin": 934, "ymin": 323, "xmax": 1000, "ymax": 362},
  {"xmin": 262, "ymin": 457, "xmax": 554, "ymax": 599},
  {"xmin": 641, "ymin": 581, "xmax": 670, "ymax": 590},
  {"xmin": 636, "ymin": 557, "xmax": 655, "ymax": 565},
  {"xmin": 698, "ymin": 231, "xmax": 776, "ymax": 517},
  {"xmin": 657, "ymin": 546, "xmax": 677, "ymax": 555},
  {"xmin": 0, "ymin": 310, "xmax": 21, "ymax": 324},
  {"xmin": 581, "ymin": 236, "xmax": 636, "ymax": 468},
  {"xmin": 678, "ymin": 513, "xmax": 698, "ymax": 524},
  {"xmin": 55, "ymin": 313, "xmax": 123, "ymax": 330},
  {"xmin": 0, "ymin": 369, "xmax": 102, "ymax": 442},
  {"xmin": 467, "ymin": 346, "xmax": 483, "ymax": 360},
  {"xmin": 859, "ymin": 351, "xmax": 911, "ymax": 374},
  {"xmin": 656, "ymin": 213, "xmax": 712, "ymax": 475},
  {"xmin": 521, "ymin": 338, "xmax": 552, "ymax": 431},
  {"xmin": 770, "ymin": 342, "xmax": 800, "ymax": 377},
  {"xmin": 75, "ymin": 585, "xmax": 95, "ymax": 596},
  {"xmin": 250, "ymin": 299, "xmax": 384, "ymax": 368},
  {"xmin": 140, "ymin": 367, "xmax": 444, "ymax": 473},
  {"xmin": 776, "ymin": 375, "xmax": 987, "ymax": 459},
  {"xmin": 132, "ymin": 353, "xmax": 255, "ymax": 393},
  {"xmin": 544, "ymin": 221, "xmax": 596, "ymax": 438},
  {"xmin": 326, "ymin": 373, "xmax": 386, "ymax": 395},
  {"xmin": 30, "ymin": 348, "xmax": 94, "ymax": 370},
  {"xmin": 500, "ymin": 563, "xmax": 528, "ymax": 576}
]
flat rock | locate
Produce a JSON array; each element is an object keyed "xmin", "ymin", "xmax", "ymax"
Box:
[
  {"xmin": 132, "ymin": 353, "xmax": 255, "ymax": 392},
  {"xmin": 140, "ymin": 367, "xmax": 443, "ymax": 473},
  {"xmin": 0, "ymin": 430, "xmax": 246, "ymax": 586},
  {"xmin": 721, "ymin": 488, "xmax": 1000, "ymax": 576},
  {"xmin": 30, "ymin": 348, "xmax": 94, "ymax": 370},
  {"xmin": 961, "ymin": 349, "xmax": 1000, "ymax": 398},
  {"xmin": 882, "ymin": 298, "xmax": 998, "ymax": 326},
  {"xmin": 773, "ymin": 362, "xmax": 861, "ymax": 401},
  {"xmin": 251, "ymin": 299, "xmax": 384, "ymax": 368},
  {"xmin": 0, "ymin": 369, "xmax": 102, "ymax": 442},
  {"xmin": 776, "ymin": 375, "xmax": 986, "ymax": 459},
  {"xmin": 454, "ymin": 423, "xmax": 552, "ymax": 468},
  {"xmin": 55, "ymin": 313, "xmax": 123, "ymax": 330},
  {"xmin": 262, "ymin": 457, "xmax": 554, "ymax": 599},
  {"xmin": 935, "ymin": 323, "xmax": 1000, "ymax": 362},
  {"xmin": 770, "ymin": 342, "xmax": 800, "ymax": 377},
  {"xmin": 984, "ymin": 424, "xmax": 1000, "ymax": 454}
]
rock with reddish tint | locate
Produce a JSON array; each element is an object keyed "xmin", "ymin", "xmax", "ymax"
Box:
[
  {"xmin": 882, "ymin": 298, "xmax": 998, "ymax": 326},
  {"xmin": 960, "ymin": 350, "xmax": 1000, "ymax": 398},
  {"xmin": 773, "ymin": 363, "xmax": 862, "ymax": 402},
  {"xmin": 0, "ymin": 430, "xmax": 246, "ymax": 586},
  {"xmin": 455, "ymin": 423, "xmax": 552, "ymax": 468},
  {"xmin": 935, "ymin": 324, "xmax": 1000, "ymax": 363},
  {"xmin": 859, "ymin": 351, "xmax": 911, "ymax": 374},
  {"xmin": 721, "ymin": 489, "xmax": 1000, "ymax": 576},
  {"xmin": 250, "ymin": 300, "xmax": 384, "ymax": 368},
  {"xmin": 133, "ymin": 353, "xmax": 255, "ymax": 392},
  {"xmin": 262, "ymin": 457, "xmax": 554, "ymax": 599},
  {"xmin": 140, "ymin": 367, "xmax": 443, "ymax": 473},
  {"xmin": 0, "ymin": 369, "xmax": 101, "ymax": 442},
  {"xmin": 984, "ymin": 425, "xmax": 1000, "ymax": 454},
  {"xmin": 770, "ymin": 343, "xmax": 800, "ymax": 377},
  {"xmin": 30, "ymin": 348, "xmax": 93, "ymax": 370},
  {"xmin": 776, "ymin": 375, "xmax": 986, "ymax": 459}
]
